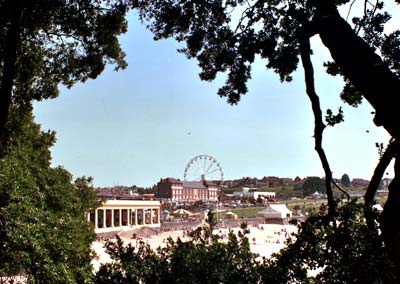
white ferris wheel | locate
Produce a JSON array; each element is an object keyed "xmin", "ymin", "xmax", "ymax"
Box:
[{"xmin": 183, "ymin": 155, "xmax": 224, "ymax": 183}]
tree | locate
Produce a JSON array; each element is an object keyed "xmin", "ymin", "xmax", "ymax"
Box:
[
  {"xmin": 301, "ymin": 176, "xmax": 325, "ymax": 197},
  {"xmin": 0, "ymin": 2, "xmax": 130, "ymax": 280},
  {"xmin": 95, "ymin": 221, "xmax": 263, "ymax": 284},
  {"xmin": 266, "ymin": 201, "xmax": 397, "ymax": 284},
  {"xmin": 0, "ymin": 106, "xmax": 101, "ymax": 283},
  {"xmin": 132, "ymin": 0, "xmax": 400, "ymax": 274},
  {"xmin": 341, "ymin": 173, "xmax": 351, "ymax": 187},
  {"xmin": 0, "ymin": 0, "xmax": 130, "ymax": 150}
]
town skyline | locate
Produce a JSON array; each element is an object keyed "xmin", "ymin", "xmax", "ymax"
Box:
[{"xmin": 95, "ymin": 173, "xmax": 386, "ymax": 190}]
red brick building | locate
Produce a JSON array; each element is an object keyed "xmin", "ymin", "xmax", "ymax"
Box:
[{"xmin": 155, "ymin": 178, "xmax": 218, "ymax": 204}]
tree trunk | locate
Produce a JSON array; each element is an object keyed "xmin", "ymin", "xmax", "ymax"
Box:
[
  {"xmin": 365, "ymin": 140, "xmax": 398, "ymax": 231},
  {"xmin": 315, "ymin": 8, "xmax": 400, "ymax": 139},
  {"xmin": 313, "ymin": 5, "xmax": 400, "ymax": 277},
  {"xmin": 380, "ymin": 158, "xmax": 400, "ymax": 278},
  {"xmin": 299, "ymin": 36, "xmax": 336, "ymax": 217},
  {"xmin": 0, "ymin": 0, "xmax": 23, "ymax": 152}
]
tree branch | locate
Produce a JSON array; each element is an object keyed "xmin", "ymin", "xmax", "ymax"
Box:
[
  {"xmin": 380, "ymin": 155, "xmax": 400, "ymax": 277},
  {"xmin": 315, "ymin": 6, "xmax": 400, "ymax": 139},
  {"xmin": 233, "ymin": 0, "xmax": 264, "ymax": 35},
  {"xmin": 365, "ymin": 139, "xmax": 399, "ymax": 231},
  {"xmin": 299, "ymin": 36, "xmax": 336, "ymax": 218},
  {"xmin": 332, "ymin": 180, "xmax": 350, "ymax": 201}
]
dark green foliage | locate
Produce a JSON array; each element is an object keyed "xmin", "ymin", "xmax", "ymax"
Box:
[
  {"xmin": 0, "ymin": 2, "xmax": 129, "ymax": 276},
  {"xmin": 206, "ymin": 210, "xmax": 217, "ymax": 231},
  {"xmin": 268, "ymin": 200, "xmax": 397, "ymax": 283},
  {"xmin": 95, "ymin": 224, "xmax": 262, "ymax": 284},
  {"xmin": 301, "ymin": 176, "xmax": 326, "ymax": 196},
  {"xmin": 325, "ymin": 107, "xmax": 344, "ymax": 126},
  {"xmin": 0, "ymin": 106, "xmax": 100, "ymax": 283},
  {"xmin": 133, "ymin": 0, "xmax": 400, "ymax": 109},
  {"xmin": 341, "ymin": 173, "xmax": 351, "ymax": 187},
  {"xmin": 323, "ymin": 61, "xmax": 364, "ymax": 107},
  {"xmin": 133, "ymin": 0, "xmax": 309, "ymax": 104},
  {"xmin": 0, "ymin": 0, "xmax": 129, "ymax": 103},
  {"xmin": 382, "ymin": 31, "xmax": 400, "ymax": 77},
  {"xmin": 340, "ymin": 81, "xmax": 364, "ymax": 107},
  {"xmin": 0, "ymin": 0, "xmax": 131, "ymax": 145}
]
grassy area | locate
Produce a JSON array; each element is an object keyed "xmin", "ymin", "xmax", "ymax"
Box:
[
  {"xmin": 217, "ymin": 200, "xmax": 329, "ymax": 219},
  {"xmin": 215, "ymin": 194, "xmax": 389, "ymax": 220},
  {"xmin": 217, "ymin": 200, "xmax": 327, "ymax": 218},
  {"xmin": 282, "ymin": 199, "xmax": 327, "ymax": 211},
  {"xmin": 216, "ymin": 207, "xmax": 265, "ymax": 218}
]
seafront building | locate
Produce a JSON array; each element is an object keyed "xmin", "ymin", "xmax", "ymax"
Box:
[
  {"xmin": 87, "ymin": 199, "xmax": 161, "ymax": 234},
  {"xmin": 155, "ymin": 178, "xmax": 219, "ymax": 204},
  {"xmin": 258, "ymin": 204, "xmax": 293, "ymax": 224},
  {"xmin": 232, "ymin": 187, "xmax": 276, "ymax": 200}
]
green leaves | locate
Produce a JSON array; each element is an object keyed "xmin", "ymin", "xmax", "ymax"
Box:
[
  {"xmin": 267, "ymin": 201, "xmax": 395, "ymax": 283},
  {"xmin": 325, "ymin": 107, "xmax": 344, "ymax": 126},
  {"xmin": 95, "ymin": 225, "xmax": 262, "ymax": 284},
  {"xmin": 0, "ymin": 106, "xmax": 98, "ymax": 283},
  {"xmin": 134, "ymin": 0, "xmax": 307, "ymax": 104},
  {"xmin": 300, "ymin": 176, "xmax": 326, "ymax": 196},
  {"xmin": 0, "ymin": 0, "xmax": 130, "ymax": 106}
]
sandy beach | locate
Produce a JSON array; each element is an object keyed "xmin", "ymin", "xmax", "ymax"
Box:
[{"xmin": 91, "ymin": 223, "xmax": 297, "ymax": 271}]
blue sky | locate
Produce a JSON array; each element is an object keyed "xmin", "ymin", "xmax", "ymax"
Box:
[{"xmin": 33, "ymin": 11, "xmax": 393, "ymax": 188}]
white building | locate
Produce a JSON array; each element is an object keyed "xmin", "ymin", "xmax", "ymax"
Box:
[
  {"xmin": 233, "ymin": 187, "xmax": 276, "ymax": 200},
  {"xmin": 258, "ymin": 204, "xmax": 292, "ymax": 219},
  {"xmin": 87, "ymin": 199, "xmax": 161, "ymax": 234}
]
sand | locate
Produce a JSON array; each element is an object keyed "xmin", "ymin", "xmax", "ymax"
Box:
[{"xmin": 91, "ymin": 223, "xmax": 298, "ymax": 271}]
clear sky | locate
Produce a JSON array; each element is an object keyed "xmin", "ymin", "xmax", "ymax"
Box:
[{"xmin": 33, "ymin": 10, "xmax": 394, "ymax": 188}]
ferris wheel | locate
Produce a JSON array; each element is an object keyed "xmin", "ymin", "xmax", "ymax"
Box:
[{"xmin": 184, "ymin": 155, "xmax": 224, "ymax": 183}]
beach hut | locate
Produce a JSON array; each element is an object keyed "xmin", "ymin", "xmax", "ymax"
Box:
[{"xmin": 258, "ymin": 204, "xmax": 292, "ymax": 224}]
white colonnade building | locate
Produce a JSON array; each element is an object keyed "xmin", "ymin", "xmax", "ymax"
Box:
[{"xmin": 87, "ymin": 199, "xmax": 161, "ymax": 234}]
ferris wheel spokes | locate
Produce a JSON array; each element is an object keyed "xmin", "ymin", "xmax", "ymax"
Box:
[{"xmin": 184, "ymin": 154, "xmax": 224, "ymax": 183}]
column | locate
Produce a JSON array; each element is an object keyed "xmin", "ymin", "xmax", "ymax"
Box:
[
  {"xmin": 103, "ymin": 209, "xmax": 106, "ymax": 228},
  {"xmin": 111, "ymin": 208, "xmax": 114, "ymax": 228},
  {"xmin": 95, "ymin": 209, "xmax": 98, "ymax": 229}
]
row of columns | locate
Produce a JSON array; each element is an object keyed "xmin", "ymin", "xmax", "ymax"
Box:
[{"xmin": 88, "ymin": 207, "xmax": 160, "ymax": 229}]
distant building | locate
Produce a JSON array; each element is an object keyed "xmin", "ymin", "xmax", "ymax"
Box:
[
  {"xmin": 352, "ymin": 178, "xmax": 370, "ymax": 187},
  {"xmin": 88, "ymin": 199, "xmax": 161, "ymax": 234},
  {"xmin": 382, "ymin": 178, "xmax": 393, "ymax": 187},
  {"xmin": 306, "ymin": 191, "xmax": 326, "ymax": 199},
  {"xmin": 279, "ymin": 177, "xmax": 294, "ymax": 186},
  {"xmin": 267, "ymin": 176, "xmax": 281, "ymax": 187},
  {"xmin": 232, "ymin": 187, "xmax": 276, "ymax": 200},
  {"xmin": 241, "ymin": 177, "xmax": 259, "ymax": 186},
  {"xmin": 155, "ymin": 178, "xmax": 218, "ymax": 204},
  {"xmin": 260, "ymin": 176, "xmax": 270, "ymax": 187},
  {"xmin": 258, "ymin": 204, "xmax": 292, "ymax": 224},
  {"xmin": 224, "ymin": 176, "xmax": 296, "ymax": 188},
  {"xmin": 95, "ymin": 186, "xmax": 141, "ymax": 200}
]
